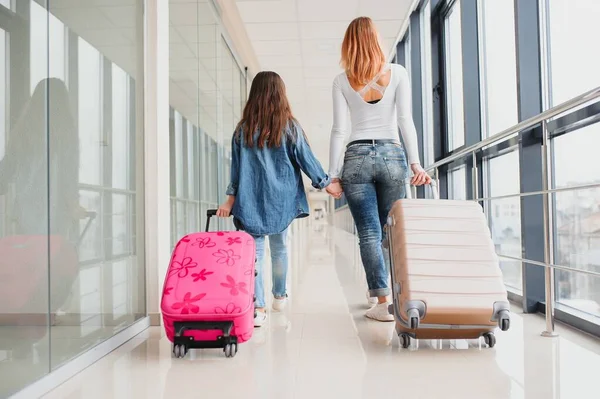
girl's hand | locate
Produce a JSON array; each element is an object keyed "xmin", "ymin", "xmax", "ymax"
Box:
[
  {"xmin": 410, "ymin": 164, "xmax": 431, "ymax": 186},
  {"xmin": 216, "ymin": 196, "xmax": 235, "ymax": 217},
  {"xmin": 326, "ymin": 181, "xmax": 343, "ymax": 199}
]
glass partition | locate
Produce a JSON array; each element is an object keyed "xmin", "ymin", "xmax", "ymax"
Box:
[
  {"xmin": 0, "ymin": 0, "xmax": 145, "ymax": 395},
  {"xmin": 552, "ymin": 123, "xmax": 600, "ymax": 318},
  {"xmin": 169, "ymin": 0, "xmax": 245, "ymax": 241},
  {"xmin": 443, "ymin": 0, "xmax": 465, "ymax": 151}
]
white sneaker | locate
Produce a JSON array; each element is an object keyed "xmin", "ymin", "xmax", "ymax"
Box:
[
  {"xmin": 365, "ymin": 302, "xmax": 395, "ymax": 322},
  {"xmin": 272, "ymin": 296, "xmax": 287, "ymax": 312},
  {"xmin": 254, "ymin": 311, "xmax": 267, "ymax": 327},
  {"xmin": 366, "ymin": 291, "xmax": 378, "ymax": 307}
]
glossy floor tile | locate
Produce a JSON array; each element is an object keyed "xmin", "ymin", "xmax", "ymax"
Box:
[{"xmin": 43, "ymin": 224, "xmax": 600, "ymax": 399}]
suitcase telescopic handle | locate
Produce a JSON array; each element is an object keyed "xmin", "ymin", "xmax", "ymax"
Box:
[
  {"xmin": 205, "ymin": 209, "xmax": 239, "ymax": 232},
  {"xmin": 404, "ymin": 180, "xmax": 439, "ymax": 200}
]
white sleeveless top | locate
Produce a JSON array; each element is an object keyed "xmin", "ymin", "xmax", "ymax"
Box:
[{"xmin": 328, "ymin": 63, "xmax": 420, "ymax": 178}]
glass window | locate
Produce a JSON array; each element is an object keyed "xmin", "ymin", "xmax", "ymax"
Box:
[
  {"xmin": 0, "ymin": 5, "xmax": 51, "ymax": 396},
  {"xmin": 220, "ymin": 39, "xmax": 235, "ymax": 209},
  {"xmin": 447, "ymin": 164, "xmax": 467, "ymax": 200},
  {"xmin": 479, "ymin": 0, "xmax": 518, "ymax": 137},
  {"xmin": 174, "ymin": 111, "xmax": 184, "ymax": 197},
  {"xmin": 112, "ymin": 65, "xmax": 130, "ymax": 190},
  {"xmin": 187, "ymin": 120, "xmax": 196, "ymax": 201},
  {"xmin": 486, "ymin": 151, "xmax": 523, "ymax": 292},
  {"xmin": 78, "ymin": 38, "xmax": 102, "ymax": 186},
  {"xmin": 50, "ymin": 0, "xmax": 145, "ymax": 371},
  {"xmin": 1, "ymin": 1, "xmax": 145, "ymax": 393},
  {"xmin": 444, "ymin": 0, "xmax": 465, "ymax": 151},
  {"xmin": 0, "ymin": 28, "xmax": 5, "ymax": 162},
  {"xmin": 546, "ymin": 0, "xmax": 600, "ymax": 106},
  {"xmin": 420, "ymin": 1, "xmax": 435, "ymax": 166},
  {"xmin": 30, "ymin": 1, "xmax": 66, "ymax": 92},
  {"xmin": 553, "ymin": 124, "xmax": 600, "ymax": 318}
]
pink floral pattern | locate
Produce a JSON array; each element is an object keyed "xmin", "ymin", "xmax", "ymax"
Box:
[
  {"xmin": 193, "ymin": 237, "xmax": 216, "ymax": 248},
  {"xmin": 169, "ymin": 257, "xmax": 197, "ymax": 278},
  {"xmin": 163, "ymin": 287, "xmax": 173, "ymax": 296},
  {"xmin": 171, "ymin": 292, "xmax": 206, "ymax": 314},
  {"xmin": 220, "ymin": 275, "xmax": 248, "ymax": 296},
  {"xmin": 213, "ymin": 249, "xmax": 241, "ymax": 266},
  {"xmin": 214, "ymin": 302, "xmax": 242, "ymax": 315},
  {"xmin": 226, "ymin": 237, "xmax": 242, "ymax": 246},
  {"xmin": 191, "ymin": 268, "xmax": 214, "ymax": 282}
]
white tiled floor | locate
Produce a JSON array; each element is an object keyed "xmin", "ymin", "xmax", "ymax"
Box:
[{"xmin": 43, "ymin": 224, "xmax": 600, "ymax": 399}]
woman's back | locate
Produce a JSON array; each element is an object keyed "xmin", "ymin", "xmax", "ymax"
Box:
[
  {"xmin": 336, "ymin": 63, "xmax": 401, "ymax": 138},
  {"xmin": 329, "ymin": 63, "xmax": 420, "ymax": 177}
]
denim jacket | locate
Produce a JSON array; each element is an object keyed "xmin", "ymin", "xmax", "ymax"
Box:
[{"xmin": 226, "ymin": 121, "xmax": 330, "ymax": 236}]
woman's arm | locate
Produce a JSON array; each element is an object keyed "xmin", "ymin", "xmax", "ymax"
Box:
[
  {"xmin": 328, "ymin": 76, "xmax": 349, "ymax": 179},
  {"xmin": 395, "ymin": 65, "xmax": 421, "ymax": 166}
]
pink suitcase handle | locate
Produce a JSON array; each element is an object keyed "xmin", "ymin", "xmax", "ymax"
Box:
[{"xmin": 205, "ymin": 209, "xmax": 240, "ymax": 232}]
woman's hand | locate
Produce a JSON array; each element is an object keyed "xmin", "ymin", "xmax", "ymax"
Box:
[
  {"xmin": 410, "ymin": 164, "xmax": 431, "ymax": 186},
  {"xmin": 216, "ymin": 196, "xmax": 235, "ymax": 217},
  {"xmin": 326, "ymin": 180, "xmax": 343, "ymax": 199}
]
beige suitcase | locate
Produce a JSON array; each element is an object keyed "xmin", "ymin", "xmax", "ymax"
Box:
[{"xmin": 386, "ymin": 182, "xmax": 510, "ymax": 348}]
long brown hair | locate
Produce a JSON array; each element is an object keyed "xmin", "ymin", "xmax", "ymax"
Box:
[
  {"xmin": 341, "ymin": 17, "xmax": 387, "ymax": 85},
  {"xmin": 237, "ymin": 71, "xmax": 296, "ymax": 148}
]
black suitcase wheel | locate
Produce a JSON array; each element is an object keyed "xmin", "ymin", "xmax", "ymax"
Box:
[
  {"xmin": 400, "ymin": 333, "xmax": 411, "ymax": 349},
  {"xmin": 483, "ymin": 332, "xmax": 496, "ymax": 348}
]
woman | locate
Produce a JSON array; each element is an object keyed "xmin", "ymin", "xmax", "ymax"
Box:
[
  {"xmin": 217, "ymin": 71, "xmax": 333, "ymax": 327},
  {"xmin": 327, "ymin": 17, "xmax": 431, "ymax": 321}
]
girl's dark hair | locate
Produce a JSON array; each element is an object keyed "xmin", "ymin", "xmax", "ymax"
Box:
[{"xmin": 236, "ymin": 71, "xmax": 297, "ymax": 148}]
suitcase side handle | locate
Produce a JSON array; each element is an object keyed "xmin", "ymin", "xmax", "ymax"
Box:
[{"xmin": 404, "ymin": 180, "xmax": 439, "ymax": 200}]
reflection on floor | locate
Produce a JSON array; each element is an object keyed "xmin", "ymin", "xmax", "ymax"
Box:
[{"xmin": 43, "ymin": 225, "xmax": 600, "ymax": 399}]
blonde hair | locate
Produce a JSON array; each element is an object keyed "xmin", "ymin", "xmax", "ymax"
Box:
[{"xmin": 341, "ymin": 17, "xmax": 387, "ymax": 85}]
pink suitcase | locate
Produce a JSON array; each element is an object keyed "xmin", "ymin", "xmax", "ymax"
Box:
[{"xmin": 161, "ymin": 210, "xmax": 256, "ymax": 358}]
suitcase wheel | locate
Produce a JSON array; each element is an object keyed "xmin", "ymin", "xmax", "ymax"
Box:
[
  {"xmin": 173, "ymin": 344, "xmax": 188, "ymax": 359},
  {"xmin": 483, "ymin": 332, "xmax": 496, "ymax": 348},
  {"xmin": 224, "ymin": 343, "xmax": 238, "ymax": 358},
  {"xmin": 497, "ymin": 310, "xmax": 510, "ymax": 331},
  {"xmin": 407, "ymin": 308, "xmax": 420, "ymax": 329},
  {"xmin": 399, "ymin": 333, "xmax": 411, "ymax": 349}
]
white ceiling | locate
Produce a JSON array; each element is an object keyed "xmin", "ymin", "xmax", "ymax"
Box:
[{"xmin": 234, "ymin": 0, "xmax": 415, "ymax": 164}]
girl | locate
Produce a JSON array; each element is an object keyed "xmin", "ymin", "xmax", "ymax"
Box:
[
  {"xmin": 217, "ymin": 71, "xmax": 334, "ymax": 327},
  {"xmin": 327, "ymin": 17, "xmax": 431, "ymax": 321}
]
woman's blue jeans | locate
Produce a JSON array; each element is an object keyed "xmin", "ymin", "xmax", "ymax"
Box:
[{"xmin": 342, "ymin": 142, "xmax": 408, "ymax": 297}]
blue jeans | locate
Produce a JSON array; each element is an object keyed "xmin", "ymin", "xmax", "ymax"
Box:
[
  {"xmin": 253, "ymin": 229, "xmax": 289, "ymax": 308},
  {"xmin": 342, "ymin": 142, "xmax": 409, "ymax": 297}
]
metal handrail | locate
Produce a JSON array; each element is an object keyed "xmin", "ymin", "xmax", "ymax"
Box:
[
  {"xmin": 425, "ymin": 86, "xmax": 600, "ymax": 172},
  {"xmin": 475, "ymin": 182, "xmax": 600, "ymax": 203},
  {"xmin": 423, "ymin": 86, "xmax": 600, "ymax": 338},
  {"xmin": 499, "ymin": 255, "xmax": 600, "ymax": 279}
]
